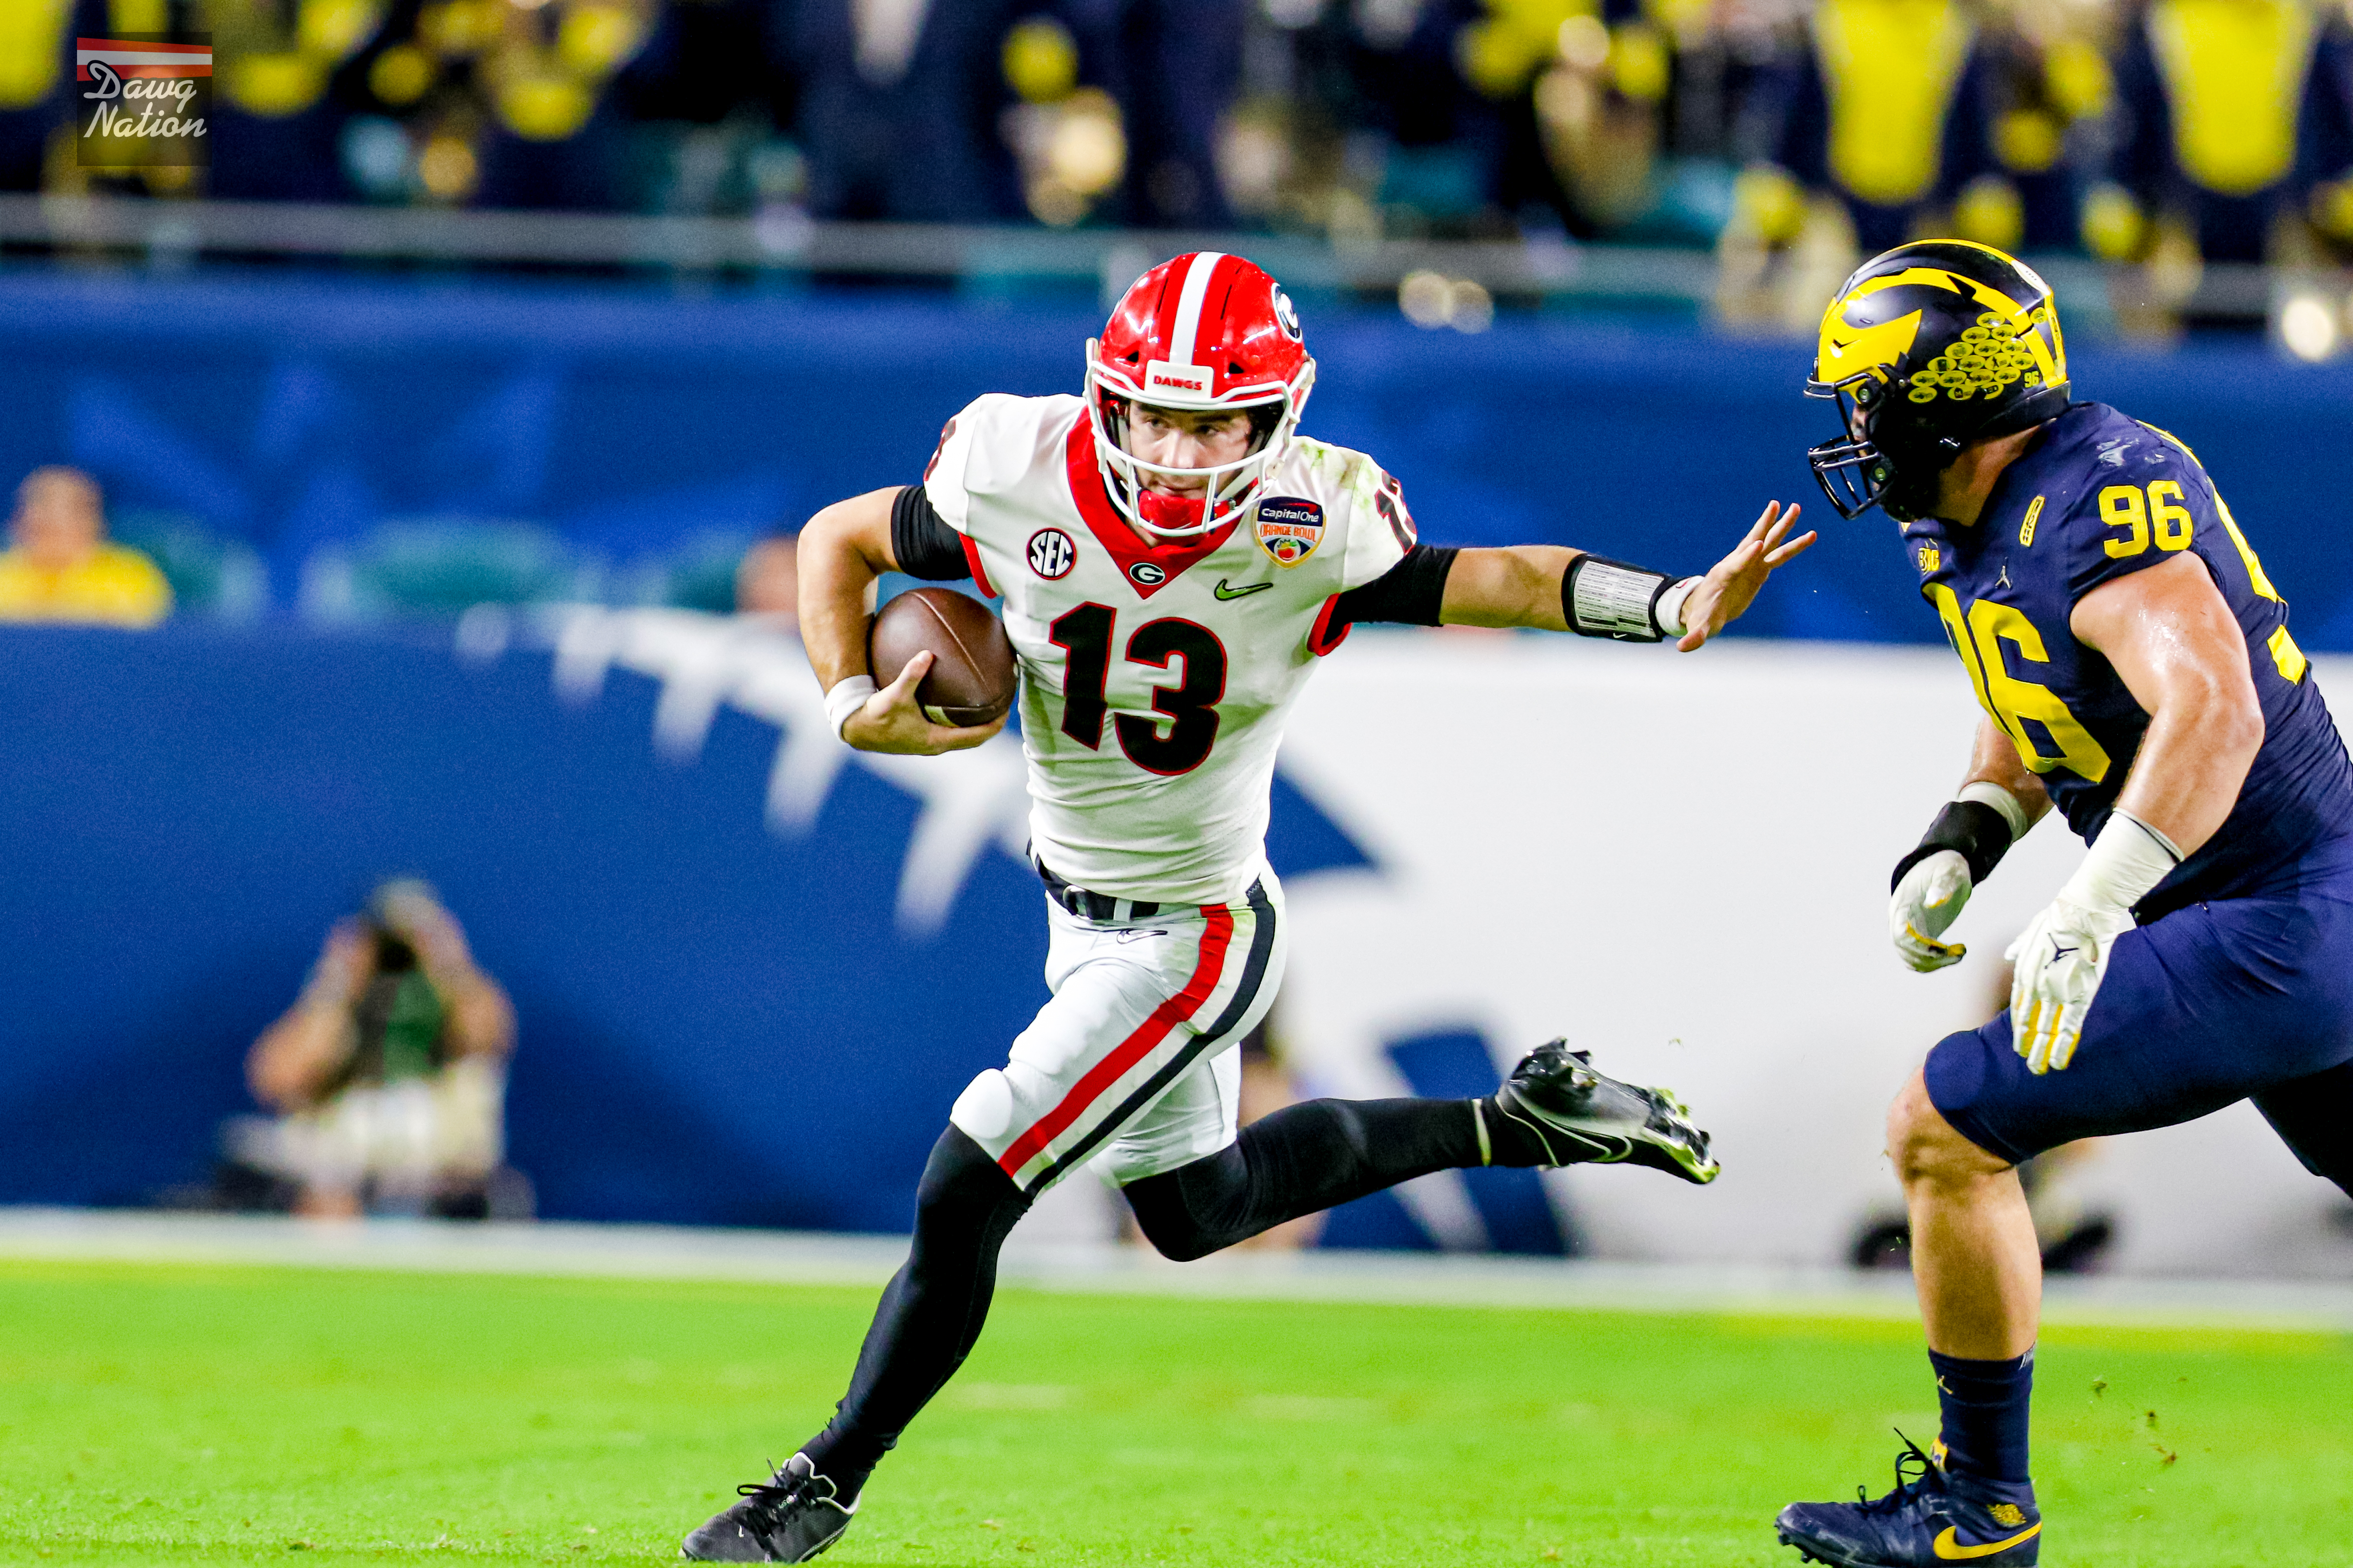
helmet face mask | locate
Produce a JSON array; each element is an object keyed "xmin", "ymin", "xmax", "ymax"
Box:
[
  {"xmin": 1805, "ymin": 241, "xmax": 2071, "ymax": 524},
  {"xmin": 1805, "ymin": 371, "xmax": 1964, "ymax": 524},
  {"xmin": 1087, "ymin": 252, "xmax": 1315, "ymax": 541}
]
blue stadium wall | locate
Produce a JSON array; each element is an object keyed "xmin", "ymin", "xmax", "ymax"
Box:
[
  {"xmin": 2, "ymin": 269, "xmax": 2350, "ymax": 644},
  {"xmin": 4, "ymin": 270, "xmax": 2351, "ymax": 1242},
  {"xmin": 0, "ymin": 619, "xmax": 1413, "ymax": 1233}
]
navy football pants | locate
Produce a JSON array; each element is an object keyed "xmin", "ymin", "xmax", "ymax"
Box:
[{"xmin": 1927, "ymin": 838, "xmax": 2353, "ymax": 1191}]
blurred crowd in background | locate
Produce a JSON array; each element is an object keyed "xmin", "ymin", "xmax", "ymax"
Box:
[
  {"xmin": 5, "ymin": 0, "xmax": 2353, "ymax": 284},
  {"xmin": 0, "ymin": 462, "xmax": 796, "ymax": 624}
]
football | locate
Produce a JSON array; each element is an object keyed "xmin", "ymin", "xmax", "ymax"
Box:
[{"xmin": 869, "ymin": 586, "xmax": 1017, "ymax": 727}]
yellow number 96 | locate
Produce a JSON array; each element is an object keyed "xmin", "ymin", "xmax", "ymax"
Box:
[
  {"xmin": 2149, "ymin": 481, "xmax": 2193, "ymax": 550},
  {"xmin": 2100, "ymin": 481, "xmax": 2194, "ymax": 557}
]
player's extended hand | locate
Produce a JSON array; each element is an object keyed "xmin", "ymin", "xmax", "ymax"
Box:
[
  {"xmin": 1675, "ymin": 501, "xmax": 1817, "ymax": 651},
  {"xmin": 841, "ymin": 650, "xmax": 1008, "ymax": 755},
  {"xmin": 1890, "ymin": 849, "xmax": 1973, "ymax": 972},
  {"xmin": 2004, "ymin": 896, "xmax": 2134, "ymax": 1073}
]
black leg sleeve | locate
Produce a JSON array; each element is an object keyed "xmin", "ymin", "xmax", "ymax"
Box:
[
  {"xmin": 1121, "ymin": 1097, "xmax": 1484, "ymax": 1262},
  {"xmin": 801, "ymin": 1126, "xmax": 1031, "ymax": 1497}
]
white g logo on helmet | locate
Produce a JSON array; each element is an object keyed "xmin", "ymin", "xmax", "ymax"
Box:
[{"xmin": 1273, "ymin": 289, "xmax": 1302, "ymax": 342}]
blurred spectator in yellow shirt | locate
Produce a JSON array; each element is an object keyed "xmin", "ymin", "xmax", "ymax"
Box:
[
  {"xmin": 0, "ymin": 467, "xmax": 173, "ymax": 628},
  {"xmin": 2089, "ymin": 0, "xmax": 2353, "ymax": 269}
]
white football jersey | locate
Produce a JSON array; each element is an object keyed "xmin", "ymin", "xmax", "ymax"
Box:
[{"xmin": 923, "ymin": 392, "xmax": 1416, "ymax": 904}]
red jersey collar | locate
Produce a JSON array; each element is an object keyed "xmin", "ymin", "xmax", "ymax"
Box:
[{"xmin": 1063, "ymin": 418, "xmax": 1240, "ymax": 600}]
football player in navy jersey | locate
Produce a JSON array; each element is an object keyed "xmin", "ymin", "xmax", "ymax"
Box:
[{"xmin": 1774, "ymin": 241, "xmax": 2353, "ymax": 1567}]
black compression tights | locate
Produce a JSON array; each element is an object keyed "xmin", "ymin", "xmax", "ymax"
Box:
[
  {"xmin": 1122, "ymin": 1096, "xmax": 1490, "ymax": 1260},
  {"xmin": 800, "ymin": 1098, "xmax": 1502, "ymax": 1497},
  {"xmin": 800, "ymin": 1127, "xmax": 1032, "ymax": 1498}
]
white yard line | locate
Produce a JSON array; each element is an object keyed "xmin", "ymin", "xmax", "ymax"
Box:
[{"xmin": 3, "ymin": 1207, "xmax": 2348, "ymax": 1331}]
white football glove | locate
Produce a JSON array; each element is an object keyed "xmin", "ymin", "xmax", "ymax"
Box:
[
  {"xmin": 2004, "ymin": 896, "xmax": 2135, "ymax": 1073},
  {"xmin": 2005, "ymin": 809, "xmax": 2181, "ymax": 1075},
  {"xmin": 1891, "ymin": 849, "xmax": 1974, "ymax": 971}
]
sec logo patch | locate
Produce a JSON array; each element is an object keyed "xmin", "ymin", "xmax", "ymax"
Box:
[
  {"xmin": 1028, "ymin": 528, "xmax": 1075, "ymax": 580},
  {"xmin": 1253, "ymin": 496, "xmax": 1324, "ymax": 567},
  {"xmin": 1128, "ymin": 561, "xmax": 1167, "ymax": 587}
]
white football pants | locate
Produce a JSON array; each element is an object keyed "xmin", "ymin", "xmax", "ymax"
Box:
[{"xmin": 950, "ymin": 869, "xmax": 1286, "ymax": 1195}]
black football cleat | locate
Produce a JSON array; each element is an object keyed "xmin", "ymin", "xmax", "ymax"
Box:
[
  {"xmin": 681, "ymin": 1454, "xmax": 857, "ymax": 1563},
  {"xmin": 1492, "ymin": 1040, "xmax": 1720, "ymax": 1183},
  {"xmin": 1776, "ymin": 1436, "xmax": 2040, "ymax": 1567}
]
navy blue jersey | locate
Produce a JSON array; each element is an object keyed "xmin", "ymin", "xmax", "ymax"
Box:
[{"xmin": 1904, "ymin": 402, "xmax": 2353, "ymax": 915}]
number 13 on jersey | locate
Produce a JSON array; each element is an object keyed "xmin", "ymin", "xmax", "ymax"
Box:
[{"xmin": 1049, "ymin": 604, "xmax": 1229, "ymax": 776}]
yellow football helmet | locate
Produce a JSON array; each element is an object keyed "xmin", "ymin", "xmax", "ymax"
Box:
[{"xmin": 1806, "ymin": 241, "xmax": 2070, "ymax": 522}]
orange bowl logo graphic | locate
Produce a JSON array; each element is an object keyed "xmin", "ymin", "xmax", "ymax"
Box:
[{"xmin": 1254, "ymin": 497, "xmax": 1323, "ymax": 567}]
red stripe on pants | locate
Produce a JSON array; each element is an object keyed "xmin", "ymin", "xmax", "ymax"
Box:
[{"xmin": 996, "ymin": 904, "xmax": 1237, "ymax": 1179}]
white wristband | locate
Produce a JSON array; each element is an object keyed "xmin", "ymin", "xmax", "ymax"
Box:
[
  {"xmin": 1956, "ymin": 780, "xmax": 2031, "ymax": 843},
  {"xmin": 2057, "ymin": 807, "xmax": 2182, "ymax": 913},
  {"xmin": 1653, "ymin": 577, "xmax": 1700, "ymax": 639},
  {"xmin": 824, "ymin": 675, "xmax": 877, "ymax": 739}
]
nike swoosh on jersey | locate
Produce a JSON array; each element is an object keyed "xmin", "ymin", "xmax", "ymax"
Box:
[
  {"xmin": 1212, "ymin": 579, "xmax": 1273, "ymax": 600},
  {"xmin": 1933, "ymin": 1523, "xmax": 2041, "ymax": 1559}
]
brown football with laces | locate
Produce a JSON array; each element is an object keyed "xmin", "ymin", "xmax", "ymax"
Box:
[{"xmin": 868, "ymin": 586, "xmax": 1017, "ymax": 728}]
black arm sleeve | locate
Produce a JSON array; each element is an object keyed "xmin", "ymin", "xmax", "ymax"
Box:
[
  {"xmin": 1328, "ymin": 545, "xmax": 1459, "ymax": 628},
  {"xmin": 890, "ymin": 485, "xmax": 971, "ymax": 582}
]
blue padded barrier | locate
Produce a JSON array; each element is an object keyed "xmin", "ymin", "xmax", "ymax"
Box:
[
  {"xmin": 0, "ymin": 619, "xmax": 1370, "ymax": 1228},
  {"xmin": 1, "ymin": 268, "xmax": 2349, "ymax": 644}
]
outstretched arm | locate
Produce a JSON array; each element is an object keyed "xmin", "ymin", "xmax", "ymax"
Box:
[
  {"xmin": 1436, "ymin": 545, "xmax": 1576, "ymax": 630},
  {"xmin": 799, "ymin": 488, "xmax": 1006, "ymax": 756},
  {"xmin": 1437, "ymin": 502, "xmax": 1814, "ymax": 648}
]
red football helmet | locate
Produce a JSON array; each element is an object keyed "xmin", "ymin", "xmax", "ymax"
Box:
[{"xmin": 1086, "ymin": 252, "xmax": 1316, "ymax": 539}]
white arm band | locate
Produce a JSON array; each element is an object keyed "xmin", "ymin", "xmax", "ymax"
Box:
[
  {"xmin": 824, "ymin": 675, "xmax": 877, "ymax": 740},
  {"xmin": 2057, "ymin": 807, "xmax": 2183, "ymax": 913},
  {"xmin": 1653, "ymin": 577, "xmax": 1700, "ymax": 639},
  {"xmin": 1956, "ymin": 780, "xmax": 2032, "ymax": 842}
]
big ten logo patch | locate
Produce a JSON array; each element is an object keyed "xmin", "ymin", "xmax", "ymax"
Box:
[
  {"xmin": 1918, "ymin": 543, "xmax": 1941, "ymax": 574},
  {"xmin": 1253, "ymin": 497, "xmax": 1324, "ymax": 566},
  {"xmin": 1027, "ymin": 528, "xmax": 1076, "ymax": 580}
]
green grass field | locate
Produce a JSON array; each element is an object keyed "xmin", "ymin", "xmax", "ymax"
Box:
[{"xmin": 1, "ymin": 1261, "xmax": 2346, "ymax": 1567}]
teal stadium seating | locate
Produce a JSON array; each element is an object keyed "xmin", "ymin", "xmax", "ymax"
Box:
[
  {"xmin": 110, "ymin": 511, "xmax": 269, "ymax": 621},
  {"xmin": 300, "ymin": 520, "xmax": 601, "ymax": 621}
]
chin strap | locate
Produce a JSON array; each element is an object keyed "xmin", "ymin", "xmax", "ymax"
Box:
[{"xmin": 1135, "ymin": 488, "xmax": 1209, "ymax": 535}]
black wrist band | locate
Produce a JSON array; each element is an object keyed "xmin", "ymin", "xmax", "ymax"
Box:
[
  {"xmin": 1890, "ymin": 799, "xmax": 2015, "ymax": 892},
  {"xmin": 1562, "ymin": 555, "xmax": 1677, "ymax": 642}
]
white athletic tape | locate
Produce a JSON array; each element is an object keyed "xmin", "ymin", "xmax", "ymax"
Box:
[{"xmin": 825, "ymin": 675, "xmax": 877, "ymax": 739}]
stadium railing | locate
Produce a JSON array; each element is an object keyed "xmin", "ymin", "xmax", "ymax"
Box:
[{"xmin": 0, "ymin": 192, "xmax": 2302, "ymax": 326}]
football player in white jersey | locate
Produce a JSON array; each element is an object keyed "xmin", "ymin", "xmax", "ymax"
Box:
[{"xmin": 682, "ymin": 253, "xmax": 1814, "ymax": 1562}]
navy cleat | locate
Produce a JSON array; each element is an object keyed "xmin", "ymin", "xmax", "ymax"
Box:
[
  {"xmin": 1777, "ymin": 1436, "xmax": 2040, "ymax": 1567},
  {"xmin": 681, "ymin": 1453, "xmax": 858, "ymax": 1562},
  {"xmin": 1492, "ymin": 1040, "xmax": 1721, "ymax": 1184}
]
